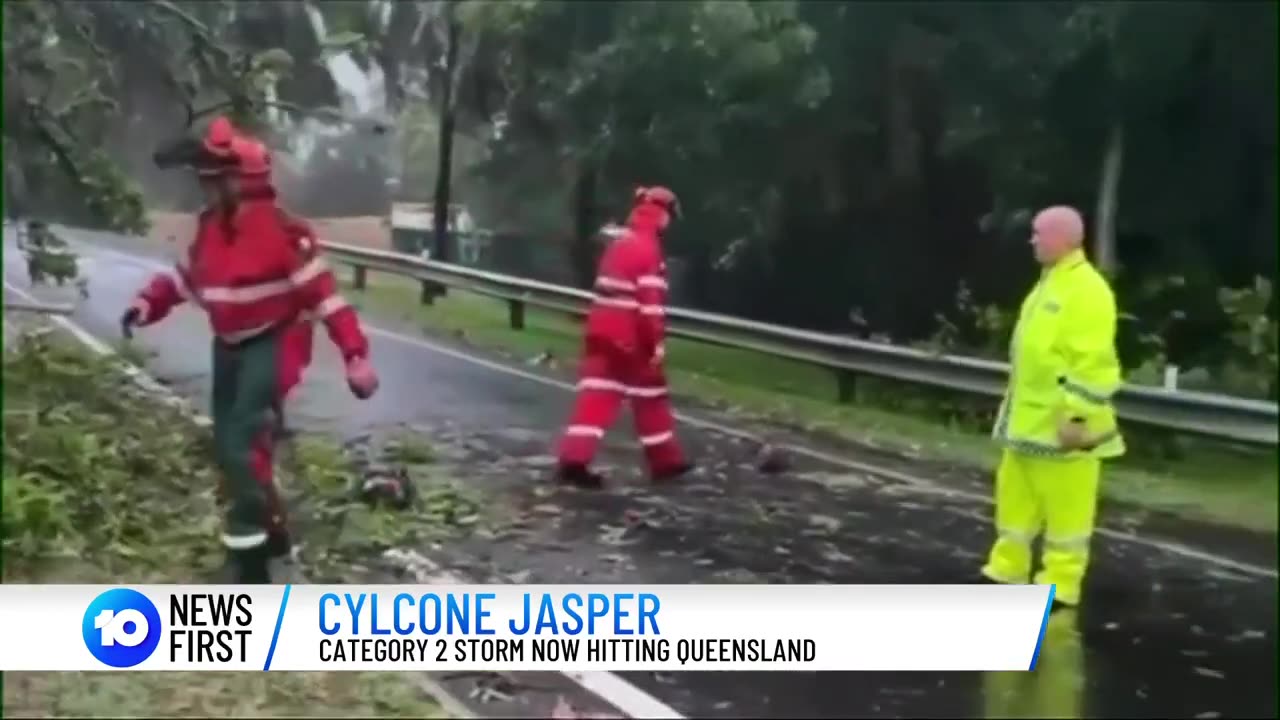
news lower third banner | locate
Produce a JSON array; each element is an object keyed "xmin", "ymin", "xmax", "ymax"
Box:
[{"xmin": 0, "ymin": 584, "xmax": 1057, "ymax": 672}]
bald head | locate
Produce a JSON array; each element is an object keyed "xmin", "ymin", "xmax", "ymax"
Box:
[{"xmin": 1031, "ymin": 205, "xmax": 1085, "ymax": 265}]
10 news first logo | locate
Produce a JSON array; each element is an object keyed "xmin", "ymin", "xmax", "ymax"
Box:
[{"xmin": 82, "ymin": 588, "xmax": 254, "ymax": 668}]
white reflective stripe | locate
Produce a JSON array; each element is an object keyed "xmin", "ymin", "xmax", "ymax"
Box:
[
  {"xmin": 593, "ymin": 295, "xmax": 639, "ymax": 310},
  {"xmin": 639, "ymin": 431, "xmax": 674, "ymax": 446},
  {"xmin": 596, "ymin": 276, "xmax": 636, "ymax": 292},
  {"xmin": 639, "ymin": 305, "xmax": 665, "ymax": 316},
  {"xmin": 184, "ymin": 260, "xmax": 329, "ymax": 306},
  {"xmin": 315, "ymin": 294, "xmax": 349, "ymax": 318},
  {"xmin": 171, "ymin": 272, "xmax": 194, "ymax": 301},
  {"xmin": 219, "ymin": 322, "xmax": 275, "ymax": 344},
  {"xmin": 222, "ymin": 531, "xmax": 269, "ymax": 549},
  {"xmin": 578, "ymin": 378, "xmax": 628, "ymax": 394},
  {"xmin": 628, "ymin": 385, "xmax": 668, "ymax": 398},
  {"xmin": 1045, "ymin": 534, "xmax": 1091, "ymax": 550},
  {"xmin": 998, "ymin": 527, "xmax": 1036, "ymax": 544},
  {"xmin": 290, "ymin": 257, "xmax": 328, "ymax": 286},
  {"xmin": 1061, "ymin": 378, "xmax": 1111, "ymax": 404},
  {"xmin": 578, "ymin": 378, "xmax": 667, "ymax": 398},
  {"xmin": 637, "ymin": 275, "xmax": 667, "ymax": 290},
  {"xmin": 202, "ymin": 279, "xmax": 293, "ymax": 304},
  {"xmin": 566, "ymin": 424, "xmax": 605, "ymax": 438}
]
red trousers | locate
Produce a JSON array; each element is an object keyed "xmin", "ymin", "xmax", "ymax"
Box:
[
  {"xmin": 261, "ymin": 320, "xmax": 315, "ymax": 527},
  {"xmin": 558, "ymin": 336, "xmax": 685, "ymax": 472}
]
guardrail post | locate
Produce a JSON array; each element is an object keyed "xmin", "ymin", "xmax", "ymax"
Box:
[
  {"xmin": 419, "ymin": 281, "xmax": 447, "ymax": 305},
  {"xmin": 352, "ymin": 265, "xmax": 367, "ymax": 291},
  {"xmin": 837, "ymin": 370, "xmax": 857, "ymax": 404},
  {"xmin": 508, "ymin": 299, "xmax": 526, "ymax": 330}
]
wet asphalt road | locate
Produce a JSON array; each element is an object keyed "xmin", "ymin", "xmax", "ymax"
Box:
[{"xmin": 8, "ymin": 230, "xmax": 1276, "ymax": 719}]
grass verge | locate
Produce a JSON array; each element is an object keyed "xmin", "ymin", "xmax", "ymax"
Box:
[
  {"xmin": 1, "ymin": 327, "xmax": 444, "ymax": 718},
  {"xmin": 340, "ymin": 273, "xmax": 1278, "ymax": 534}
]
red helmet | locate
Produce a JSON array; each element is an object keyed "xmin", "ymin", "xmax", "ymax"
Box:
[
  {"xmin": 633, "ymin": 186, "xmax": 681, "ymax": 219},
  {"xmin": 189, "ymin": 116, "xmax": 235, "ymax": 177},
  {"xmin": 203, "ymin": 116, "xmax": 235, "ymax": 157}
]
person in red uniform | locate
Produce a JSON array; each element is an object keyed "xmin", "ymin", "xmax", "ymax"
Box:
[
  {"xmin": 556, "ymin": 186, "xmax": 694, "ymax": 488},
  {"xmin": 125, "ymin": 121, "xmax": 380, "ymax": 582},
  {"xmin": 225, "ymin": 138, "xmax": 319, "ymax": 439}
]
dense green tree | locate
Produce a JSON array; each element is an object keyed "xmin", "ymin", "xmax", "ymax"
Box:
[
  {"xmin": 4, "ymin": 0, "xmax": 1274, "ymax": 391},
  {"xmin": 461, "ymin": 0, "xmax": 1275, "ymax": 381}
]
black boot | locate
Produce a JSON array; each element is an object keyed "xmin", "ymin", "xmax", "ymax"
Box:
[
  {"xmin": 652, "ymin": 462, "xmax": 696, "ymax": 484},
  {"xmin": 267, "ymin": 529, "xmax": 293, "ymax": 560},
  {"xmin": 557, "ymin": 463, "xmax": 606, "ymax": 489},
  {"xmin": 272, "ymin": 406, "xmax": 294, "ymax": 443},
  {"xmin": 227, "ymin": 544, "xmax": 272, "ymax": 584}
]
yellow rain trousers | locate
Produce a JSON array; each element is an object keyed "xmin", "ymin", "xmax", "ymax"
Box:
[{"xmin": 983, "ymin": 249, "xmax": 1125, "ymax": 607}]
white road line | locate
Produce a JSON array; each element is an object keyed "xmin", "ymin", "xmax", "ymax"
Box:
[
  {"xmin": 3, "ymin": 278, "xmax": 685, "ymax": 720},
  {"xmin": 63, "ymin": 240, "xmax": 1280, "ymax": 579}
]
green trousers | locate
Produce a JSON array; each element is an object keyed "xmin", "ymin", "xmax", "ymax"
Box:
[{"xmin": 211, "ymin": 331, "xmax": 284, "ymax": 550}]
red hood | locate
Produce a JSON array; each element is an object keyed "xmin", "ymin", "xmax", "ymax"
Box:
[{"xmin": 626, "ymin": 203, "xmax": 667, "ymax": 239}]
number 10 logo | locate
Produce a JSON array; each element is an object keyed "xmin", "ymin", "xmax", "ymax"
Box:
[{"xmin": 81, "ymin": 588, "xmax": 162, "ymax": 668}]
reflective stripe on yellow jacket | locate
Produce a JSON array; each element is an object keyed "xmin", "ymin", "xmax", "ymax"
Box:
[{"xmin": 993, "ymin": 248, "xmax": 1125, "ymax": 459}]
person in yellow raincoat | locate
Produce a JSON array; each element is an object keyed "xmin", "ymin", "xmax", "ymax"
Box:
[{"xmin": 981, "ymin": 205, "xmax": 1125, "ymax": 610}]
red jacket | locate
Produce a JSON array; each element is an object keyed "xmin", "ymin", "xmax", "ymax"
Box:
[
  {"xmin": 583, "ymin": 204, "xmax": 668, "ymax": 355},
  {"xmin": 277, "ymin": 208, "xmax": 318, "ymax": 364},
  {"xmin": 132, "ymin": 198, "xmax": 368, "ymax": 361}
]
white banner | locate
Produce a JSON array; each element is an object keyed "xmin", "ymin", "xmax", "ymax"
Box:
[{"xmin": 0, "ymin": 584, "xmax": 1055, "ymax": 672}]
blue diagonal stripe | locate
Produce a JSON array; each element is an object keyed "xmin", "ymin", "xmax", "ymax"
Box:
[
  {"xmin": 263, "ymin": 584, "xmax": 293, "ymax": 671},
  {"xmin": 1028, "ymin": 585, "xmax": 1057, "ymax": 671}
]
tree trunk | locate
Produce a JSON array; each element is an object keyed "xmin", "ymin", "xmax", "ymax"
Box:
[
  {"xmin": 570, "ymin": 161, "xmax": 599, "ymax": 289},
  {"xmin": 432, "ymin": 0, "xmax": 461, "ymax": 263},
  {"xmin": 885, "ymin": 57, "xmax": 918, "ymax": 184},
  {"xmin": 1092, "ymin": 121, "xmax": 1124, "ymax": 276},
  {"xmin": 884, "ymin": 25, "xmax": 938, "ymax": 185}
]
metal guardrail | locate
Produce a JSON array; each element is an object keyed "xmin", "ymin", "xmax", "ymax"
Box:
[{"xmin": 321, "ymin": 241, "xmax": 1279, "ymax": 447}]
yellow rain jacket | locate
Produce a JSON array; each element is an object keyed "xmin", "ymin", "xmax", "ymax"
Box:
[{"xmin": 993, "ymin": 249, "xmax": 1125, "ymax": 459}]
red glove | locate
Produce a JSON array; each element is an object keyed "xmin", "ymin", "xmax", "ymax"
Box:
[{"xmin": 346, "ymin": 356, "xmax": 379, "ymax": 399}]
